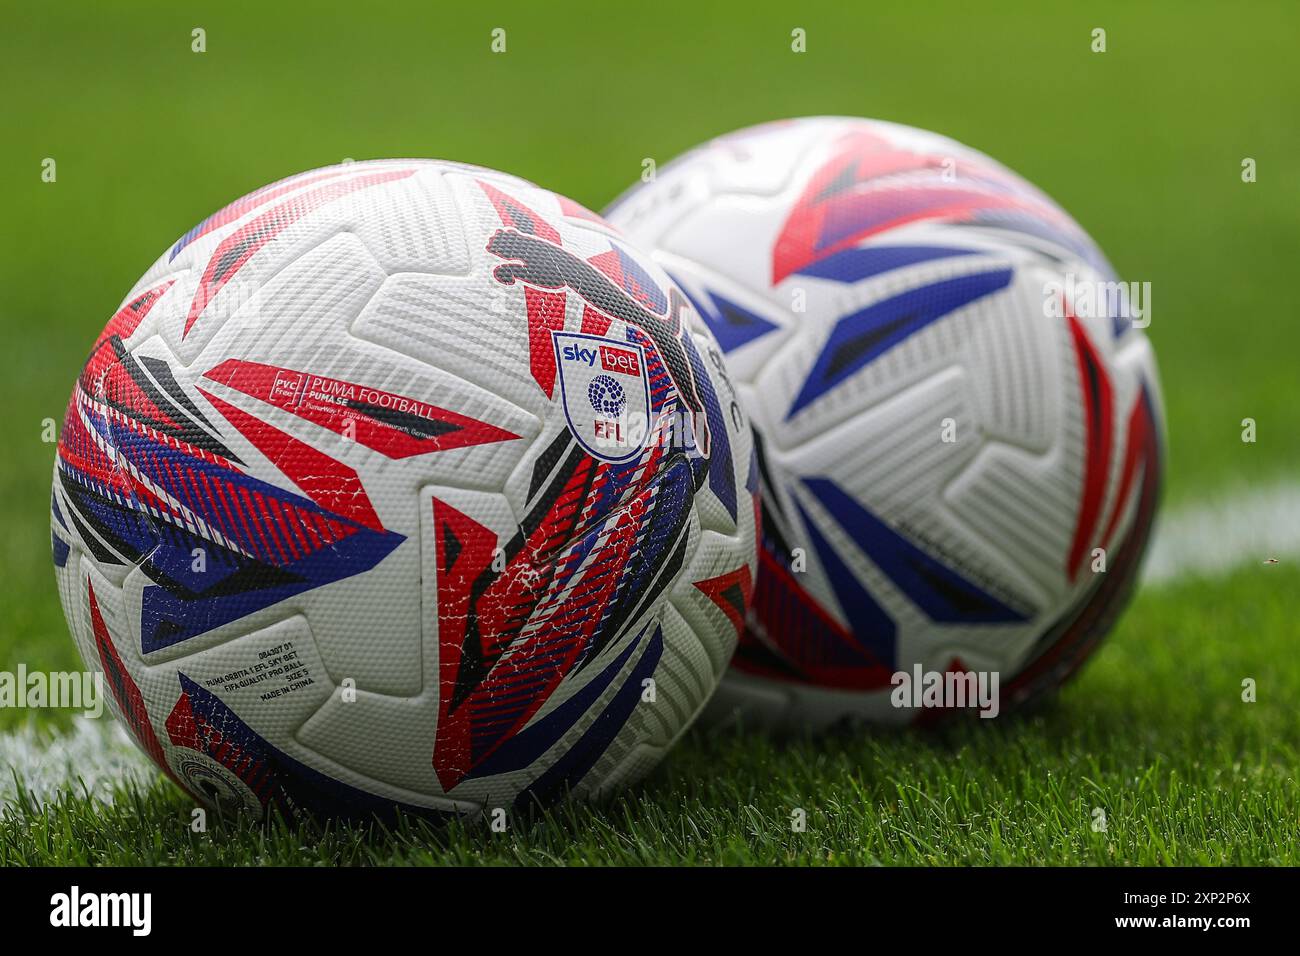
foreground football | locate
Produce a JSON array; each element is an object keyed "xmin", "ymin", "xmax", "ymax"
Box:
[
  {"xmin": 51, "ymin": 160, "xmax": 757, "ymax": 817},
  {"xmin": 607, "ymin": 118, "xmax": 1163, "ymax": 728}
]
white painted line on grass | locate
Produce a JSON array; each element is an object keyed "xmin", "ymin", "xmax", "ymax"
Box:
[
  {"xmin": 0, "ymin": 719, "xmax": 153, "ymax": 809},
  {"xmin": 1142, "ymin": 480, "xmax": 1300, "ymax": 585}
]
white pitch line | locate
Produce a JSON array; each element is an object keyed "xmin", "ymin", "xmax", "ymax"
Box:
[
  {"xmin": 2, "ymin": 481, "xmax": 1296, "ymax": 811},
  {"xmin": 0, "ymin": 719, "xmax": 154, "ymax": 809},
  {"xmin": 1141, "ymin": 480, "xmax": 1300, "ymax": 585}
]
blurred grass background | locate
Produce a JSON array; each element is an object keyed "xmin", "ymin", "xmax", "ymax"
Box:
[{"xmin": 0, "ymin": 0, "xmax": 1297, "ymax": 863}]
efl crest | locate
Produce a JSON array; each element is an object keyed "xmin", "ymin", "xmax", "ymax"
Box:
[{"xmin": 552, "ymin": 330, "xmax": 651, "ymax": 462}]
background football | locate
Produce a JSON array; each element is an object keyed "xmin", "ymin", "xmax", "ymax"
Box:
[
  {"xmin": 50, "ymin": 159, "xmax": 757, "ymax": 817},
  {"xmin": 607, "ymin": 117, "xmax": 1164, "ymax": 728}
]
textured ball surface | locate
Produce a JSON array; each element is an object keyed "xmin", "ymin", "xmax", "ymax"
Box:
[
  {"xmin": 607, "ymin": 118, "xmax": 1163, "ymax": 728},
  {"xmin": 52, "ymin": 160, "xmax": 757, "ymax": 816}
]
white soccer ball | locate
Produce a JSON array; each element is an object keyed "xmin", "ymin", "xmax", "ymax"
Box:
[
  {"xmin": 51, "ymin": 159, "xmax": 757, "ymax": 817},
  {"xmin": 607, "ymin": 118, "xmax": 1163, "ymax": 728}
]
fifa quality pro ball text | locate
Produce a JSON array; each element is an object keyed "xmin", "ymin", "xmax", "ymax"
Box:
[
  {"xmin": 606, "ymin": 118, "xmax": 1163, "ymax": 729},
  {"xmin": 51, "ymin": 160, "xmax": 758, "ymax": 817}
]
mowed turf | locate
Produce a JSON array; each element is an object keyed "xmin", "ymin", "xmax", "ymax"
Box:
[
  {"xmin": 3, "ymin": 563, "xmax": 1297, "ymax": 866},
  {"xmin": 0, "ymin": 1, "xmax": 1297, "ymax": 864}
]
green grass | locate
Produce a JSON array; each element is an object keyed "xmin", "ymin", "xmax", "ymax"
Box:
[
  {"xmin": 1, "ymin": 0, "xmax": 1297, "ymax": 865},
  {"xmin": 4, "ymin": 564, "xmax": 1297, "ymax": 866}
]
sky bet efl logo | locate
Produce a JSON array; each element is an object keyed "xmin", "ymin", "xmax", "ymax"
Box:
[{"xmin": 553, "ymin": 331, "xmax": 650, "ymax": 462}]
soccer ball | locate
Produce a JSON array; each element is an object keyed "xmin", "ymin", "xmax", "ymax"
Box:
[
  {"xmin": 51, "ymin": 159, "xmax": 757, "ymax": 817},
  {"xmin": 606, "ymin": 118, "xmax": 1163, "ymax": 728}
]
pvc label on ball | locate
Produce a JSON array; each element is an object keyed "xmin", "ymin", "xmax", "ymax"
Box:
[{"xmin": 552, "ymin": 330, "xmax": 651, "ymax": 462}]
